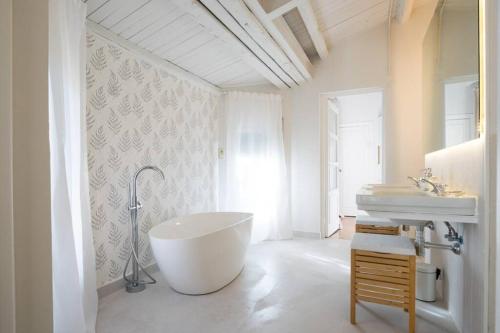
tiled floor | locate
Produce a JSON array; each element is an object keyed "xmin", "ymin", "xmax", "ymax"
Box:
[{"xmin": 97, "ymin": 238, "xmax": 449, "ymax": 333}]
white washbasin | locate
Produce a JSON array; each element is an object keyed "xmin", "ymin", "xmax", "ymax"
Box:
[
  {"xmin": 357, "ymin": 184, "xmax": 477, "ymax": 217},
  {"xmin": 370, "ymin": 189, "xmax": 429, "ymax": 196}
]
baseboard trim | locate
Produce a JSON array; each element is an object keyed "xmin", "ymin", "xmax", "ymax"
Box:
[
  {"xmin": 416, "ymin": 300, "xmax": 459, "ymax": 333},
  {"xmin": 293, "ymin": 231, "xmax": 321, "ymax": 239},
  {"xmin": 97, "ymin": 263, "xmax": 159, "ymax": 299}
]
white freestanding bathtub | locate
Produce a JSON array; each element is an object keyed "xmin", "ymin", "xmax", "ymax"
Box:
[{"xmin": 149, "ymin": 212, "xmax": 253, "ymax": 295}]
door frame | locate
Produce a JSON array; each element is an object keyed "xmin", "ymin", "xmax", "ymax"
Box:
[
  {"xmin": 325, "ymin": 98, "xmax": 341, "ymax": 237},
  {"xmin": 319, "ymin": 87, "xmax": 386, "ymax": 238}
]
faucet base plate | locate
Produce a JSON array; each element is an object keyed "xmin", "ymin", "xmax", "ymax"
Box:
[{"xmin": 126, "ymin": 282, "xmax": 146, "ymax": 293}]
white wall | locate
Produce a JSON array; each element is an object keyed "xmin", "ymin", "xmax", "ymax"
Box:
[
  {"xmin": 425, "ymin": 138, "xmax": 485, "ymax": 333},
  {"xmin": 287, "ymin": 25, "xmax": 389, "ymax": 234},
  {"xmin": 0, "ymin": 0, "xmax": 15, "ymax": 332},
  {"xmin": 12, "ymin": 0, "xmax": 53, "ymax": 332},
  {"xmin": 494, "ymin": 0, "xmax": 500, "ymax": 330},
  {"xmin": 386, "ymin": 1, "xmax": 438, "ymax": 183}
]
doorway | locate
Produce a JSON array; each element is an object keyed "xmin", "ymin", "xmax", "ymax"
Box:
[
  {"xmin": 320, "ymin": 89, "xmax": 384, "ymax": 238},
  {"xmin": 443, "ymin": 75, "xmax": 479, "ymax": 147}
]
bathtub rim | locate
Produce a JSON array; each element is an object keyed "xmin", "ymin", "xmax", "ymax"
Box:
[{"xmin": 148, "ymin": 211, "xmax": 253, "ymax": 241}]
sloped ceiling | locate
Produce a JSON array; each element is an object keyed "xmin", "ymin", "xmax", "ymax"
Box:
[
  {"xmin": 87, "ymin": 0, "xmax": 270, "ymax": 88},
  {"xmin": 87, "ymin": 0, "xmax": 393, "ymax": 89},
  {"xmin": 273, "ymin": 0, "xmax": 392, "ymax": 60}
]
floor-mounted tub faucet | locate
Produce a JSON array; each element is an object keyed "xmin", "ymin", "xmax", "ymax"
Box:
[{"xmin": 124, "ymin": 166, "xmax": 165, "ymax": 293}]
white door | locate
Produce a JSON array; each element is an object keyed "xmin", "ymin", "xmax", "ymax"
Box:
[
  {"xmin": 326, "ymin": 100, "xmax": 340, "ymax": 236},
  {"xmin": 339, "ymin": 122, "xmax": 381, "ymax": 216},
  {"xmin": 445, "ymin": 114, "xmax": 475, "ymax": 147}
]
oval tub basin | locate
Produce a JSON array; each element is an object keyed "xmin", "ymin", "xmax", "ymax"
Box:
[{"xmin": 149, "ymin": 212, "xmax": 253, "ymax": 295}]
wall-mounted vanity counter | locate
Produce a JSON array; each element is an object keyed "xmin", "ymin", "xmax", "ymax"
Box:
[{"xmin": 356, "ymin": 184, "xmax": 478, "ymax": 224}]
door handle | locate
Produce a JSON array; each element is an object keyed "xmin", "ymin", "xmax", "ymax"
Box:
[{"xmin": 377, "ymin": 145, "xmax": 381, "ymax": 165}]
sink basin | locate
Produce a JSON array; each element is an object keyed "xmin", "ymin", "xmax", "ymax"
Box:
[
  {"xmin": 370, "ymin": 189, "xmax": 429, "ymax": 196},
  {"xmin": 364, "ymin": 184, "xmax": 415, "ymax": 191},
  {"xmin": 363, "ymin": 184, "xmax": 431, "ymax": 196},
  {"xmin": 356, "ymin": 185, "xmax": 477, "ymax": 218}
]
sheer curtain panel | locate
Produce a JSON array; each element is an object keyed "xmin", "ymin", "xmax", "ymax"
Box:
[
  {"xmin": 222, "ymin": 92, "xmax": 292, "ymax": 243},
  {"xmin": 49, "ymin": 0, "xmax": 98, "ymax": 332}
]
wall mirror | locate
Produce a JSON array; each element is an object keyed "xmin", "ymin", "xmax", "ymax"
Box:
[{"xmin": 422, "ymin": 0, "xmax": 479, "ymax": 153}]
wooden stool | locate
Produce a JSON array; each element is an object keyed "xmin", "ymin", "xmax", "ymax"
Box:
[
  {"xmin": 355, "ymin": 215, "xmax": 400, "ymax": 235},
  {"xmin": 350, "ymin": 233, "xmax": 416, "ymax": 333}
]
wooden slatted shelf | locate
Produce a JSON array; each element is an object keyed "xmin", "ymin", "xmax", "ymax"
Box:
[
  {"xmin": 356, "ymin": 224, "xmax": 400, "ymax": 235},
  {"xmin": 351, "ymin": 249, "xmax": 416, "ymax": 333}
]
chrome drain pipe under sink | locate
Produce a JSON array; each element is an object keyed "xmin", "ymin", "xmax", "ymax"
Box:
[{"xmin": 414, "ymin": 221, "xmax": 462, "ymax": 256}]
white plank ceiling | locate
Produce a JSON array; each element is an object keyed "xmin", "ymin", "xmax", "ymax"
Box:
[
  {"xmin": 87, "ymin": 0, "xmax": 270, "ymax": 88},
  {"xmin": 87, "ymin": 0, "xmax": 393, "ymax": 88},
  {"xmin": 265, "ymin": 0, "xmax": 392, "ymax": 59}
]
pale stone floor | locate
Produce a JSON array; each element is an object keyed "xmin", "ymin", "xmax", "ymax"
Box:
[{"xmin": 97, "ymin": 235, "xmax": 449, "ymax": 333}]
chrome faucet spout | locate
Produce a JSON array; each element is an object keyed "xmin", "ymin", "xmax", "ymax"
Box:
[
  {"xmin": 133, "ymin": 165, "xmax": 165, "ymax": 184},
  {"xmin": 129, "ymin": 166, "xmax": 165, "ymax": 211},
  {"xmin": 407, "ymin": 176, "xmax": 420, "ymax": 187},
  {"xmin": 420, "ymin": 178, "xmax": 446, "ymax": 195}
]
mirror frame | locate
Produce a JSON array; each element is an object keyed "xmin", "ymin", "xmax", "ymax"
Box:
[{"xmin": 479, "ymin": 0, "xmax": 485, "ymax": 135}]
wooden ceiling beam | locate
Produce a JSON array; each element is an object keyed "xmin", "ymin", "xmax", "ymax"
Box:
[
  {"xmin": 258, "ymin": 0, "xmax": 328, "ymax": 60},
  {"xmin": 297, "ymin": 0, "xmax": 328, "ymax": 59},
  {"xmin": 199, "ymin": 0, "xmax": 299, "ymax": 87},
  {"xmin": 169, "ymin": 0, "xmax": 288, "ymax": 88},
  {"xmin": 244, "ymin": 0, "xmax": 312, "ymax": 80},
  {"xmin": 267, "ymin": 0, "xmax": 301, "ymax": 20},
  {"xmin": 216, "ymin": 0, "xmax": 306, "ymax": 84}
]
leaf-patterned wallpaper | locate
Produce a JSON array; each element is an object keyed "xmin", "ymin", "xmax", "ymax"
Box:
[{"xmin": 86, "ymin": 31, "xmax": 220, "ymax": 288}]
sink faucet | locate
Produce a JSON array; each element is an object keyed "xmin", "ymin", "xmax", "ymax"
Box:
[
  {"xmin": 420, "ymin": 178, "xmax": 446, "ymax": 195},
  {"xmin": 408, "ymin": 168, "xmax": 434, "ymax": 189},
  {"xmin": 407, "ymin": 176, "xmax": 420, "ymax": 187}
]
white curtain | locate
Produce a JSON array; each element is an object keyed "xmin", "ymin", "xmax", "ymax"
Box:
[
  {"xmin": 49, "ymin": 1, "xmax": 98, "ymax": 332},
  {"xmin": 222, "ymin": 92, "xmax": 292, "ymax": 242}
]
